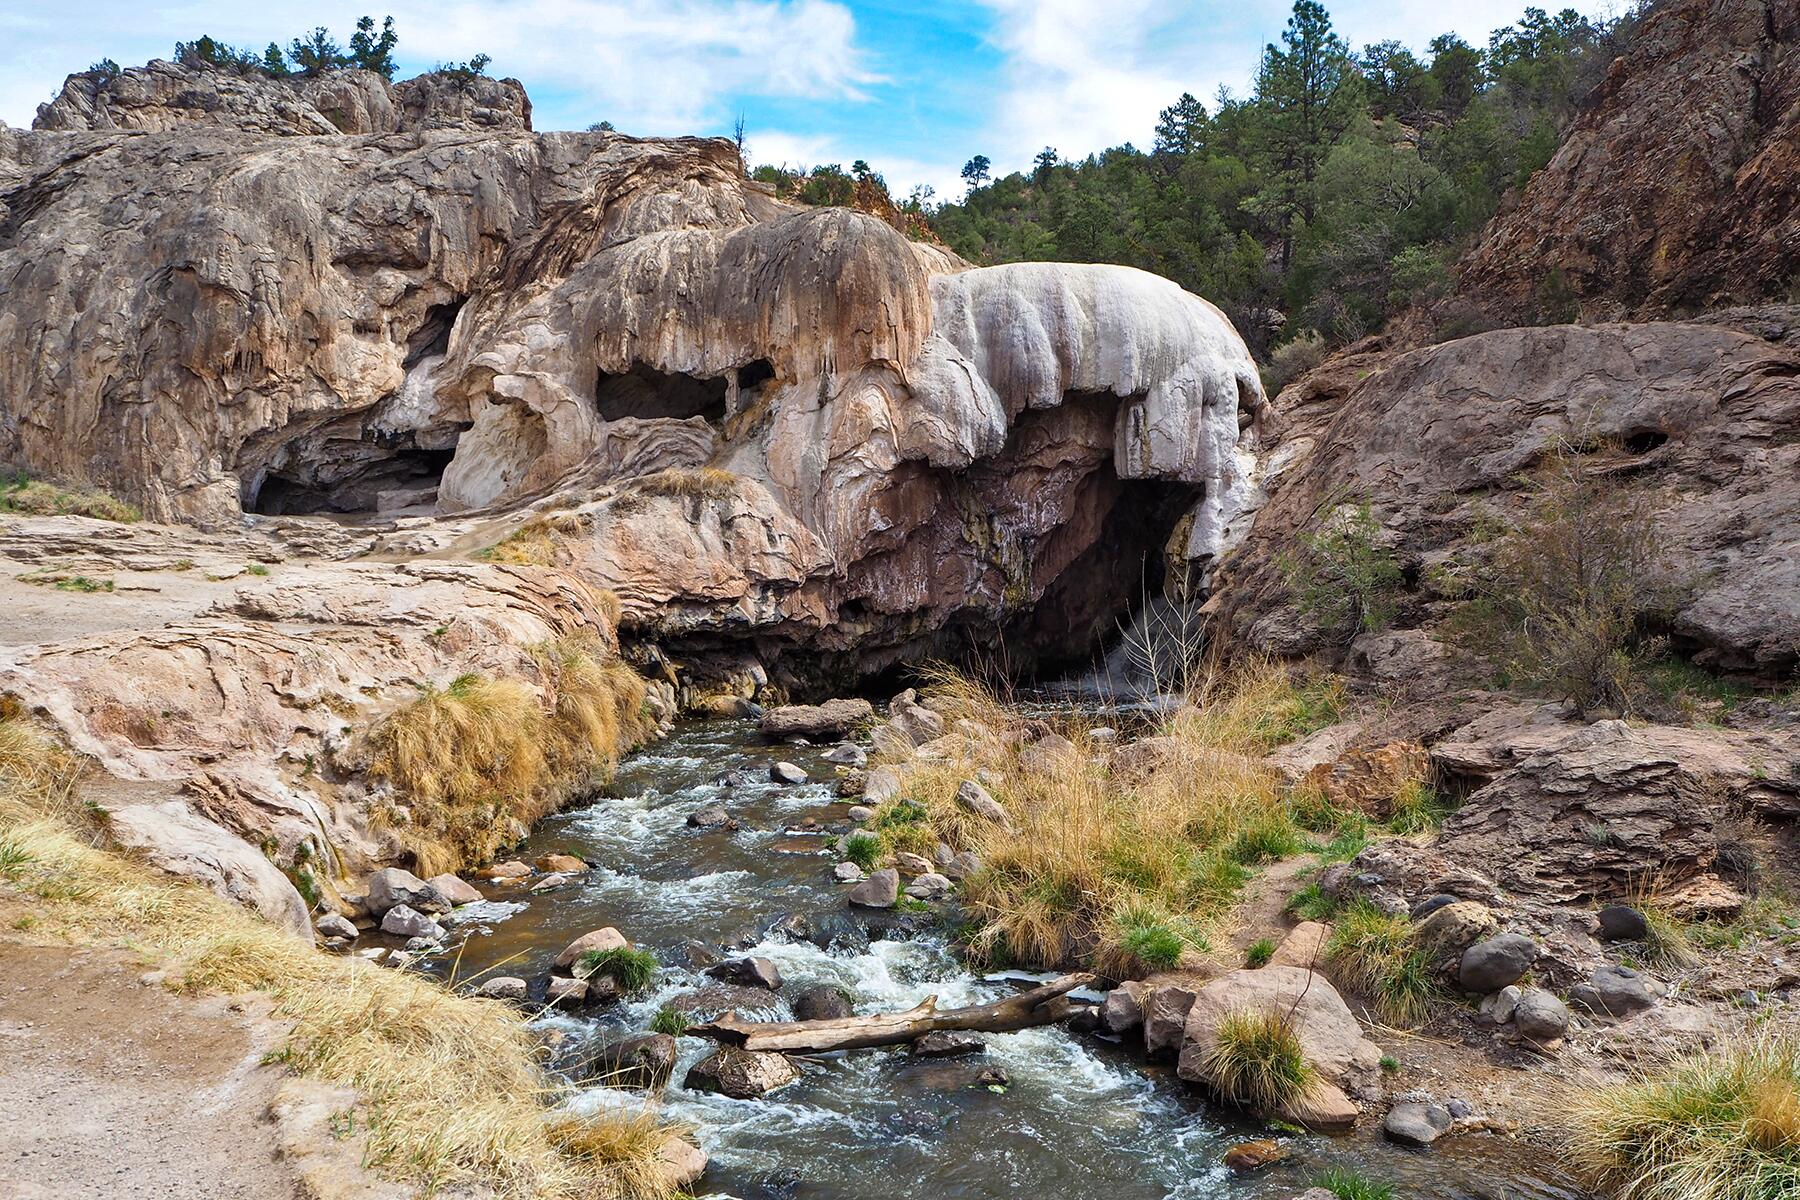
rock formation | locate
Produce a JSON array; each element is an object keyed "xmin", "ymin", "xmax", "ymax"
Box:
[
  {"xmin": 1, "ymin": 59, "xmax": 1265, "ymax": 686},
  {"xmin": 1452, "ymin": 0, "xmax": 1800, "ymax": 323}
]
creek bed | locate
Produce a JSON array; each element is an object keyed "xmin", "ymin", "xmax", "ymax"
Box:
[{"xmin": 422, "ymin": 718, "xmax": 1585, "ymax": 1200}]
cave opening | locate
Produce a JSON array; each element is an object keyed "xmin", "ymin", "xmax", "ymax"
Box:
[
  {"xmin": 405, "ymin": 299, "xmax": 464, "ymax": 367},
  {"xmin": 244, "ymin": 434, "xmax": 461, "ymax": 517},
  {"xmin": 593, "ymin": 359, "xmax": 776, "ymax": 423}
]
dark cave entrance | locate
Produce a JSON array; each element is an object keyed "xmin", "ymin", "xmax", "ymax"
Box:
[
  {"xmin": 405, "ymin": 300, "xmax": 464, "ymax": 367},
  {"xmin": 244, "ymin": 433, "xmax": 463, "ymax": 517},
  {"xmin": 593, "ymin": 359, "xmax": 776, "ymax": 423}
]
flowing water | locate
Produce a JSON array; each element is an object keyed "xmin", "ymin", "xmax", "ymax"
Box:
[{"xmin": 419, "ymin": 719, "xmax": 1585, "ymax": 1200}]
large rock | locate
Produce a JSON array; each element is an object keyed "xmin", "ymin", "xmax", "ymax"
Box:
[
  {"xmin": 954, "ymin": 780, "xmax": 1010, "ymax": 827},
  {"xmin": 1458, "ymin": 933, "xmax": 1539, "ymax": 994},
  {"xmin": 379, "ymin": 904, "xmax": 444, "ymax": 939},
  {"xmin": 683, "ymin": 1048, "xmax": 801, "ymax": 1099},
  {"xmin": 424, "ymin": 873, "xmax": 483, "ymax": 906},
  {"xmin": 1383, "ymin": 1101, "xmax": 1453, "ymax": 1148},
  {"xmin": 1513, "ymin": 988, "xmax": 1572, "ymax": 1043},
  {"xmin": 106, "ymin": 799, "xmax": 312, "ymax": 937},
  {"xmin": 790, "ymin": 985, "xmax": 854, "ymax": 1022},
  {"xmin": 1177, "ymin": 966, "xmax": 1383, "ymax": 1128},
  {"xmin": 365, "ymin": 868, "xmax": 448, "ymax": 917},
  {"xmin": 847, "ymin": 868, "xmax": 899, "ymax": 909},
  {"xmin": 1143, "ymin": 980, "xmax": 1203, "ymax": 1059},
  {"xmin": 705, "ymin": 957, "xmax": 783, "ymax": 991},
  {"xmin": 577, "ymin": 1033, "xmax": 679, "ymax": 1089},
  {"xmin": 1571, "ymin": 964, "xmax": 1662, "ymax": 1018},
  {"xmin": 553, "ymin": 928, "xmax": 628, "ymax": 970},
  {"xmin": 760, "ymin": 699, "xmax": 874, "ymax": 739}
]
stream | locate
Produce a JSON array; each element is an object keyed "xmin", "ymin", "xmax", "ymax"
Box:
[{"xmin": 419, "ymin": 718, "xmax": 1586, "ymax": 1200}]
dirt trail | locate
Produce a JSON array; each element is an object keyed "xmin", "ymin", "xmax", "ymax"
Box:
[{"xmin": 0, "ymin": 941, "xmax": 321, "ymax": 1200}]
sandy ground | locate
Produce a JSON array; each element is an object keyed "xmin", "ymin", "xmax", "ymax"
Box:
[{"xmin": 0, "ymin": 941, "xmax": 310, "ymax": 1200}]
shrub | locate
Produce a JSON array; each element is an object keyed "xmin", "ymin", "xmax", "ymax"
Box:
[
  {"xmin": 1199, "ymin": 1007, "xmax": 1317, "ymax": 1113},
  {"xmin": 1245, "ymin": 938, "xmax": 1276, "ymax": 968},
  {"xmin": 576, "ymin": 947, "xmax": 659, "ymax": 993},
  {"xmin": 1266, "ymin": 330, "xmax": 1329, "ymax": 393},
  {"xmin": 1281, "ymin": 501, "xmax": 1404, "ymax": 640},
  {"xmin": 1565, "ymin": 1035, "xmax": 1800, "ymax": 1200},
  {"xmin": 1451, "ymin": 439, "xmax": 1681, "ymax": 716},
  {"xmin": 1313, "ymin": 1166, "xmax": 1397, "ymax": 1200},
  {"xmin": 1325, "ymin": 900, "xmax": 1437, "ymax": 1027}
]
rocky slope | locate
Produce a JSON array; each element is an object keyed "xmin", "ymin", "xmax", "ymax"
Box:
[
  {"xmin": 1451, "ymin": 0, "xmax": 1800, "ymax": 323},
  {"xmin": 1, "ymin": 60, "xmax": 1265, "ymax": 688}
]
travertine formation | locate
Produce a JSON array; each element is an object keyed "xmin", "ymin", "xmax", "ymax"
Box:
[{"xmin": 1, "ymin": 60, "xmax": 1265, "ymax": 684}]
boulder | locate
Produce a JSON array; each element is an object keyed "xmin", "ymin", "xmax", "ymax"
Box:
[
  {"xmin": 476, "ymin": 860, "xmax": 531, "ymax": 881},
  {"xmin": 824, "ymin": 742, "xmax": 867, "ymax": 766},
  {"xmin": 1019, "ymin": 731, "xmax": 1079, "ymax": 774},
  {"xmin": 315, "ymin": 914, "xmax": 358, "ymax": 941},
  {"xmin": 366, "ymin": 867, "xmax": 448, "ymax": 917},
  {"xmin": 1102, "ymin": 982, "xmax": 1148, "ymax": 1035},
  {"xmin": 1481, "ymin": 985, "xmax": 1523, "ymax": 1025},
  {"xmin": 705, "ymin": 957, "xmax": 783, "ymax": 991},
  {"xmin": 684, "ymin": 1048, "xmax": 801, "ymax": 1099},
  {"xmin": 760, "ymin": 699, "xmax": 875, "ymax": 740},
  {"xmin": 863, "ymin": 768, "xmax": 903, "ymax": 805},
  {"xmin": 848, "ymin": 868, "xmax": 899, "ymax": 909},
  {"xmin": 1267, "ymin": 921, "xmax": 1331, "ymax": 968},
  {"xmin": 1300, "ymin": 741, "xmax": 1430, "ymax": 818},
  {"xmin": 1458, "ymin": 933, "xmax": 1539, "ymax": 993},
  {"xmin": 1414, "ymin": 901, "xmax": 1500, "ymax": 968},
  {"xmin": 1143, "ymin": 982, "xmax": 1201, "ymax": 1059},
  {"xmin": 1571, "ymin": 964, "xmax": 1661, "ymax": 1017},
  {"xmin": 546, "ymin": 977, "xmax": 590, "ymax": 1006},
  {"xmin": 769, "ymin": 761, "xmax": 808, "ymax": 786},
  {"xmin": 474, "ymin": 976, "xmax": 528, "ymax": 1002},
  {"xmin": 1223, "ymin": 1140, "xmax": 1287, "ymax": 1174},
  {"xmin": 954, "ymin": 779, "xmax": 1010, "ymax": 827},
  {"xmin": 554, "ymin": 928, "xmax": 628, "ymax": 970},
  {"xmin": 379, "ymin": 904, "xmax": 444, "ymax": 939},
  {"xmin": 893, "ymin": 851, "xmax": 934, "ymax": 875},
  {"xmin": 1177, "ymin": 967, "xmax": 1383, "ymax": 1126},
  {"xmin": 686, "ymin": 805, "xmax": 735, "ymax": 829},
  {"xmin": 1513, "ymin": 988, "xmax": 1572, "ymax": 1043},
  {"xmin": 1597, "ymin": 905, "xmax": 1651, "ymax": 941},
  {"xmin": 791, "ymin": 984, "xmax": 855, "ymax": 1022},
  {"xmin": 845, "ymin": 805, "xmax": 875, "ymax": 824},
  {"xmin": 903, "ymin": 872, "xmax": 953, "ymax": 902},
  {"xmin": 1384, "ymin": 1101, "xmax": 1453, "ymax": 1147},
  {"xmin": 579, "ymin": 1033, "xmax": 679, "ymax": 1089},
  {"xmin": 943, "ymin": 850, "xmax": 981, "ymax": 880},
  {"xmin": 651, "ymin": 1136, "xmax": 708, "ymax": 1194},
  {"xmin": 888, "ymin": 692, "xmax": 946, "ymax": 747},
  {"xmin": 535, "ymin": 853, "xmax": 589, "ymax": 874},
  {"xmin": 912, "ymin": 1031, "xmax": 986, "ymax": 1058},
  {"xmin": 425, "ymin": 873, "xmax": 484, "ymax": 906},
  {"xmin": 832, "ymin": 862, "xmax": 866, "ymax": 882}
]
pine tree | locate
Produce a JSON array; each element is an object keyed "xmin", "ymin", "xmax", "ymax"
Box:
[
  {"xmin": 1252, "ymin": 0, "xmax": 1362, "ymax": 268},
  {"xmin": 1153, "ymin": 93, "xmax": 1208, "ymax": 157},
  {"xmin": 348, "ymin": 15, "xmax": 400, "ymax": 79}
]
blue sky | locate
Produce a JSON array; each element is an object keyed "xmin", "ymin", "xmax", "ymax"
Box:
[{"xmin": 3, "ymin": 1, "xmax": 1614, "ymax": 197}]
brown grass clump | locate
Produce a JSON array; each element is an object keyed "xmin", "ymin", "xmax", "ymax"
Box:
[
  {"xmin": 874, "ymin": 661, "xmax": 1334, "ymax": 974},
  {"xmin": 0, "ymin": 714, "xmax": 682, "ymax": 1199},
  {"xmin": 368, "ymin": 638, "xmax": 653, "ymax": 876},
  {"xmin": 478, "ymin": 521, "xmax": 560, "ymax": 567},
  {"xmin": 0, "ymin": 476, "xmax": 141, "ymax": 523},
  {"xmin": 632, "ymin": 467, "xmax": 738, "ymax": 501},
  {"xmin": 1565, "ymin": 1033, "xmax": 1800, "ymax": 1200}
]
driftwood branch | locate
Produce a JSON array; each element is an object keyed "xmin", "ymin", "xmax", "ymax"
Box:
[{"xmin": 691, "ymin": 973, "xmax": 1098, "ymax": 1054}]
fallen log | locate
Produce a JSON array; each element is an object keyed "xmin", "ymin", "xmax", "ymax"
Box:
[{"xmin": 691, "ymin": 972, "xmax": 1098, "ymax": 1054}]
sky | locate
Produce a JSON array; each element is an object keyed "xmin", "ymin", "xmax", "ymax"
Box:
[{"xmin": 2, "ymin": 0, "xmax": 1615, "ymax": 199}]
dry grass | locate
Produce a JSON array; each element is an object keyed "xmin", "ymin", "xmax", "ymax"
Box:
[
  {"xmin": 0, "ymin": 476, "xmax": 141, "ymax": 523},
  {"xmin": 0, "ymin": 715, "xmax": 680, "ymax": 1199},
  {"xmin": 368, "ymin": 638, "xmax": 652, "ymax": 876},
  {"xmin": 872, "ymin": 661, "xmax": 1334, "ymax": 974},
  {"xmin": 1323, "ymin": 900, "xmax": 1439, "ymax": 1027},
  {"xmin": 631, "ymin": 468, "xmax": 738, "ymax": 501},
  {"xmin": 1565, "ymin": 1034, "xmax": 1800, "ymax": 1200}
]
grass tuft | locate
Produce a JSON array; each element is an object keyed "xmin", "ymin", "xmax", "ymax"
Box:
[
  {"xmin": 1245, "ymin": 938, "xmax": 1276, "ymax": 968},
  {"xmin": 1565, "ymin": 1035, "xmax": 1800, "ymax": 1200},
  {"xmin": 0, "ymin": 474, "xmax": 140, "ymax": 522},
  {"xmin": 576, "ymin": 947, "xmax": 659, "ymax": 993},
  {"xmin": 1324, "ymin": 900, "xmax": 1438, "ymax": 1027},
  {"xmin": 1199, "ymin": 1007, "xmax": 1317, "ymax": 1113},
  {"xmin": 843, "ymin": 832, "xmax": 882, "ymax": 872},
  {"xmin": 648, "ymin": 1007, "xmax": 691, "ymax": 1038},
  {"xmin": 1313, "ymin": 1166, "xmax": 1398, "ymax": 1200}
]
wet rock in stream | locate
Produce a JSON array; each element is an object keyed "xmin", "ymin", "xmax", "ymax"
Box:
[{"xmin": 685, "ymin": 1047, "xmax": 801, "ymax": 1098}]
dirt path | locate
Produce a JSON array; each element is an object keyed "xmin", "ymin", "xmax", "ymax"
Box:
[
  {"xmin": 1225, "ymin": 853, "xmax": 1316, "ymax": 954},
  {"xmin": 0, "ymin": 941, "xmax": 309, "ymax": 1200}
]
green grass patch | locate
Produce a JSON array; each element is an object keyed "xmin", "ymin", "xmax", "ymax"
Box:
[
  {"xmin": 1313, "ymin": 1166, "xmax": 1397, "ymax": 1200},
  {"xmin": 1387, "ymin": 780, "xmax": 1451, "ymax": 835},
  {"xmin": 1227, "ymin": 808, "xmax": 1305, "ymax": 865},
  {"xmin": 843, "ymin": 832, "xmax": 882, "ymax": 872},
  {"xmin": 648, "ymin": 1007, "xmax": 690, "ymax": 1037},
  {"xmin": 574, "ymin": 947, "xmax": 658, "ymax": 993},
  {"xmin": 54, "ymin": 575, "xmax": 114, "ymax": 593},
  {"xmin": 0, "ymin": 474, "xmax": 140, "ymax": 523},
  {"xmin": 1245, "ymin": 938, "xmax": 1276, "ymax": 968},
  {"xmin": 1285, "ymin": 881, "xmax": 1340, "ymax": 922},
  {"xmin": 1325, "ymin": 900, "xmax": 1438, "ymax": 1027}
]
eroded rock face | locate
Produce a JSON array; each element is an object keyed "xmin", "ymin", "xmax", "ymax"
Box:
[
  {"xmin": 1209, "ymin": 319, "xmax": 1800, "ymax": 676},
  {"xmin": 1451, "ymin": 0, "xmax": 1800, "ymax": 323},
  {"xmin": 2, "ymin": 66, "xmax": 1265, "ymax": 687}
]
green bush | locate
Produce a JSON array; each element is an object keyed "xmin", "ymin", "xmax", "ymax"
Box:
[{"xmin": 1281, "ymin": 502, "xmax": 1404, "ymax": 640}]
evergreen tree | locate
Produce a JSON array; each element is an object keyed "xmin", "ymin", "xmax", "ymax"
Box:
[
  {"xmin": 1153, "ymin": 92, "xmax": 1208, "ymax": 156},
  {"xmin": 960, "ymin": 155, "xmax": 992, "ymax": 191},
  {"xmin": 1252, "ymin": 0, "xmax": 1363, "ymax": 268},
  {"xmin": 287, "ymin": 27, "xmax": 344, "ymax": 75},
  {"xmin": 348, "ymin": 15, "xmax": 400, "ymax": 79}
]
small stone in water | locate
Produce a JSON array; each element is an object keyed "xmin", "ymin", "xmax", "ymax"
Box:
[
  {"xmin": 474, "ymin": 976, "xmax": 528, "ymax": 1002},
  {"xmin": 833, "ymin": 861, "xmax": 866, "ymax": 882},
  {"xmin": 770, "ymin": 761, "xmax": 808, "ymax": 785},
  {"xmin": 1223, "ymin": 1140, "xmax": 1286, "ymax": 1174}
]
